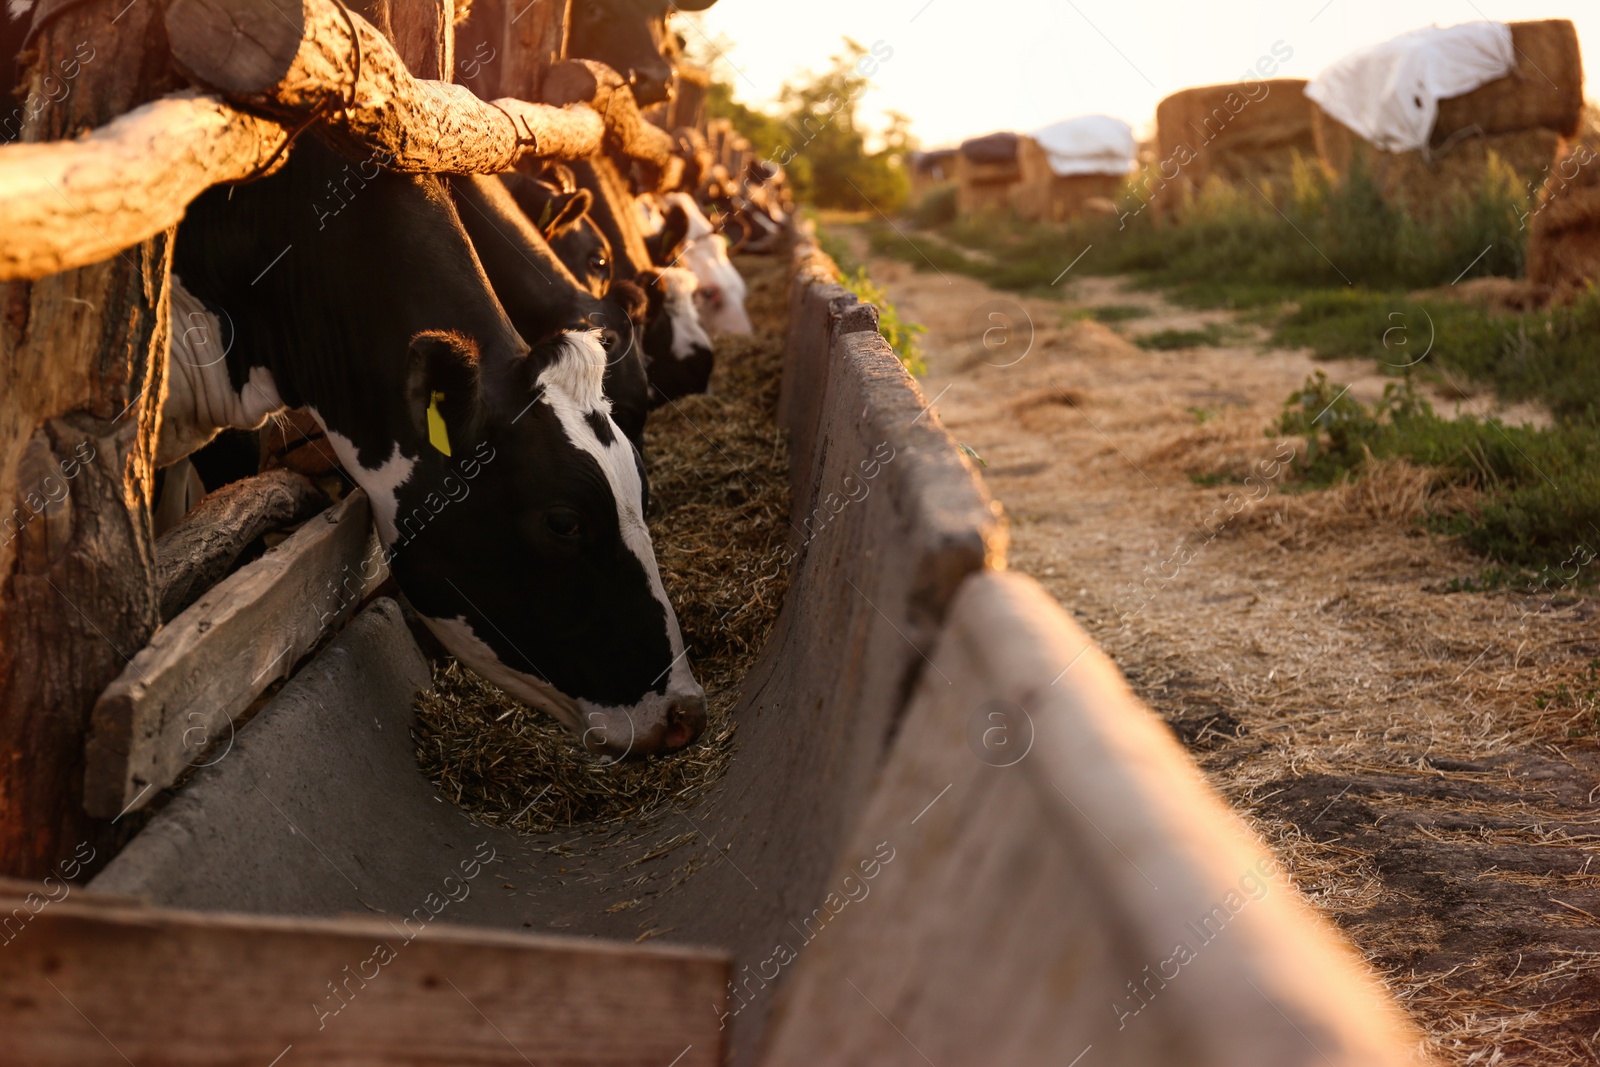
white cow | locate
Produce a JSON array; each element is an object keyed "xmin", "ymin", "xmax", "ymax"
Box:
[{"xmin": 649, "ymin": 193, "xmax": 754, "ymax": 336}]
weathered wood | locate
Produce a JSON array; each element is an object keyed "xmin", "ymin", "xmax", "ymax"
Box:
[
  {"xmin": 758, "ymin": 572, "xmax": 1418, "ymax": 1066},
  {"xmin": 455, "ymin": 0, "xmax": 569, "ymax": 101},
  {"xmin": 84, "ymin": 492, "xmax": 387, "ymax": 818},
  {"xmin": 0, "ymin": 0, "xmax": 178, "ymax": 877},
  {"xmin": 0, "ymin": 91, "xmax": 288, "ymax": 281},
  {"xmin": 0, "ymin": 880, "xmax": 729, "ymax": 1066},
  {"xmin": 155, "ymin": 468, "xmax": 330, "ymax": 622},
  {"xmin": 545, "ymin": 58, "xmax": 677, "ymax": 176},
  {"xmin": 167, "ymin": 0, "xmax": 604, "ymax": 172},
  {"xmin": 389, "ymin": 0, "xmax": 454, "ymax": 80}
]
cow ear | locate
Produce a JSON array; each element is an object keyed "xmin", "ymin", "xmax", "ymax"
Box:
[
  {"xmin": 539, "ymin": 162, "xmax": 577, "ymax": 193},
  {"xmin": 657, "ymin": 203, "xmax": 691, "ymax": 265},
  {"xmin": 405, "ymin": 332, "xmax": 480, "ymax": 455},
  {"xmin": 543, "ymin": 189, "xmax": 593, "ymax": 240}
]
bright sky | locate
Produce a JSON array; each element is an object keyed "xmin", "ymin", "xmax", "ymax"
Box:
[{"xmin": 682, "ymin": 1, "xmax": 1596, "ymax": 148}]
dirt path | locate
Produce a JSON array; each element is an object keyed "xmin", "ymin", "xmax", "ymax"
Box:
[{"xmin": 838, "ymin": 225, "xmax": 1600, "ymax": 1066}]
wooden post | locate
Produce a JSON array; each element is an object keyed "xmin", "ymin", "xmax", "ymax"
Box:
[
  {"xmin": 0, "ymin": 0, "xmax": 177, "ymax": 876},
  {"xmin": 454, "ymin": 0, "xmax": 569, "ymax": 101}
]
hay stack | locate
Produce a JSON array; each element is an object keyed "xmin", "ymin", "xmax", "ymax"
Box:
[
  {"xmin": 1313, "ymin": 20, "xmax": 1581, "ymax": 213},
  {"xmin": 956, "ymin": 132, "xmax": 1022, "ymax": 215},
  {"xmin": 1434, "ymin": 20, "xmax": 1584, "ymax": 141},
  {"xmin": 909, "ymin": 147, "xmax": 958, "ymax": 202},
  {"xmin": 1154, "ymin": 78, "xmax": 1316, "ymax": 197},
  {"xmin": 1010, "ymin": 136, "xmax": 1124, "ymax": 222},
  {"xmin": 1314, "ymin": 108, "xmax": 1561, "ymax": 212},
  {"xmin": 1527, "ymin": 136, "xmax": 1600, "ymax": 298}
]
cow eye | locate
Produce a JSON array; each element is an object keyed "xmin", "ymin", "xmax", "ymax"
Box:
[{"xmin": 545, "ymin": 507, "xmax": 582, "ymax": 539}]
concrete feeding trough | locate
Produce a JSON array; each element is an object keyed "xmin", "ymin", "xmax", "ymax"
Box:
[{"xmin": 48, "ymin": 229, "xmax": 1418, "ymax": 1065}]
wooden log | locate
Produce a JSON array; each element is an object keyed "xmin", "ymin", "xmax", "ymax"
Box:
[
  {"xmin": 0, "ymin": 880, "xmax": 729, "ymax": 1066},
  {"xmin": 0, "ymin": 0, "xmax": 176, "ymax": 877},
  {"xmin": 0, "ymin": 91, "xmax": 288, "ymax": 282},
  {"xmin": 166, "ymin": 0, "xmax": 604, "ymax": 171},
  {"xmin": 83, "ymin": 491, "xmax": 387, "ymax": 818},
  {"xmin": 154, "ymin": 468, "xmax": 330, "ymax": 622},
  {"xmin": 543, "ymin": 58, "xmax": 678, "ymax": 176}
]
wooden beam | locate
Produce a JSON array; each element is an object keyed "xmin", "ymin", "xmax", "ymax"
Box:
[
  {"xmin": 84, "ymin": 492, "xmax": 387, "ymax": 818},
  {"xmin": 166, "ymin": 0, "xmax": 604, "ymax": 173},
  {"xmin": 154, "ymin": 468, "xmax": 330, "ymax": 622},
  {"xmin": 0, "ymin": 881, "xmax": 729, "ymax": 1066},
  {"xmin": 544, "ymin": 58, "xmax": 677, "ymax": 176},
  {"xmin": 0, "ymin": 91, "xmax": 288, "ymax": 282}
]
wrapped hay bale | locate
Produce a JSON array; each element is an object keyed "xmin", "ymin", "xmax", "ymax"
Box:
[
  {"xmin": 1314, "ymin": 105, "xmax": 1562, "ymax": 212},
  {"xmin": 1434, "ymin": 20, "xmax": 1584, "ymax": 141},
  {"xmin": 1154, "ymin": 79, "xmax": 1316, "ymax": 198},
  {"xmin": 1527, "ymin": 137, "xmax": 1600, "ymax": 298},
  {"xmin": 1011, "ymin": 116, "xmax": 1135, "ymax": 222},
  {"xmin": 1311, "ymin": 19, "xmax": 1580, "ymax": 213},
  {"xmin": 956, "ymin": 131, "xmax": 1022, "ymax": 215}
]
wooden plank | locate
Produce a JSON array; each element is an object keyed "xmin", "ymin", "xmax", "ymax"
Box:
[
  {"xmin": 83, "ymin": 492, "xmax": 387, "ymax": 818},
  {"xmin": 757, "ymin": 571, "xmax": 1418, "ymax": 1067},
  {"xmin": 154, "ymin": 468, "xmax": 330, "ymax": 622},
  {"xmin": 0, "ymin": 91, "xmax": 287, "ymax": 281},
  {"xmin": 0, "ymin": 885, "xmax": 728, "ymax": 1066}
]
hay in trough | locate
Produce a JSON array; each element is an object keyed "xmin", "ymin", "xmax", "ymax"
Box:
[{"xmin": 412, "ymin": 253, "xmax": 794, "ymax": 834}]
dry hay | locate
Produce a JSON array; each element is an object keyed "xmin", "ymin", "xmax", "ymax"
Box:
[
  {"xmin": 957, "ymin": 132, "xmax": 1023, "ymax": 216},
  {"xmin": 1232, "ymin": 458, "xmax": 1482, "ymax": 551},
  {"xmin": 1313, "ymin": 106, "xmax": 1562, "ymax": 217},
  {"xmin": 412, "ymin": 252, "xmax": 794, "ymax": 834}
]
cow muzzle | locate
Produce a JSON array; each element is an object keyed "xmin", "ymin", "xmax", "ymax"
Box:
[{"xmin": 577, "ymin": 683, "xmax": 708, "ymax": 760}]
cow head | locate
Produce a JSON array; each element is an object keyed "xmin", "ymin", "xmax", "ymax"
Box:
[
  {"xmin": 636, "ymin": 266, "xmax": 714, "ymax": 403},
  {"xmin": 566, "ymin": 0, "xmax": 719, "ymax": 107},
  {"xmin": 390, "ymin": 327, "xmax": 705, "ymax": 758}
]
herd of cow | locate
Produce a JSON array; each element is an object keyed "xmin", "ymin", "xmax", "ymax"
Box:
[{"xmin": 3, "ymin": 0, "xmax": 792, "ymax": 762}]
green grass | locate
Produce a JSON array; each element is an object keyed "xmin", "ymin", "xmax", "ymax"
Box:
[
  {"xmin": 1276, "ymin": 372, "xmax": 1600, "ymax": 571},
  {"xmin": 1272, "ymin": 289, "xmax": 1600, "ymax": 423},
  {"xmin": 1067, "ymin": 304, "xmax": 1151, "ymax": 324},
  {"xmin": 856, "ymin": 156, "xmax": 1600, "ymax": 576},
  {"xmin": 838, "ymin": 266, "xmax": 927, "ymax": 376},
  {"xmin": 1133, "ymin": 323, "xmax": 1253, "ymax": 350}
]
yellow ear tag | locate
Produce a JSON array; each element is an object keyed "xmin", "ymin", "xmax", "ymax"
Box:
[{"xmin": 426, "ymin": 391, "xmax": 452, "ymax": 456}]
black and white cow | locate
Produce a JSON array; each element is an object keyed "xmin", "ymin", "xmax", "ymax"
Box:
[
  {"xmin": 449, "ymin": 171, "xmax": 651, "ymax": 452},
  {"xmin": 565, "ymin": 0, "xmax": 719, "ymax": 109},
  {"xmin": 498, "ymin": 166, "xmax": 615, "ymax": 299},
  {"xmin": 165, "ymin": 138, "xmax": 705, "ymax": 757},
  {"xmin": 571, "ymin": 155, "xmax": 715, "ymax": 403}
]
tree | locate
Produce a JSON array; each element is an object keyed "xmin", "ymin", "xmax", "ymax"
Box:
[{"xmin": 707, "ymin": 38, "xmax": 913, "ymax": 212}]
